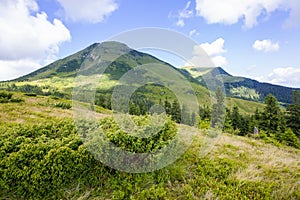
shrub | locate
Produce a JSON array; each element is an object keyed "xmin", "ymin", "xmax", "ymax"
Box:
[
  {"xmin": 0, "ymin": 91, "xmax": 23, "ymax": 103},
  {"xmin": 0, "ymin": 91, "xmax": 12, "ymax": 99},
  {"xmin": 10, "ymin": 98, "xmax": 24, "ymax": 103},
  {"xmin": 280, "ymin": 128, "xmax": 299, "ymax": 148},
  {"xmin": 54, "ymin": 102, "xmax": 72, "ymax": 109},
  {"xmin": 0, "ymin": 120, "xmax": 102, "ymax": 199},
  {"xmin": 25, "ymin": 93, "xmax": 37, "ymax": 97}
]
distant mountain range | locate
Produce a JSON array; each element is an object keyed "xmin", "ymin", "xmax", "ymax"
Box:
[
  {"xmin": 11, "ymin": 41, "xmax": 300, "ymax": 105},
  {"xmin": 181, "ymin": 66, "xmax": 300, "ymax": 105}
]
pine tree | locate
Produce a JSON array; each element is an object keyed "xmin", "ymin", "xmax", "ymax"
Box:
[
  {"xmin": 164, "ymin": 97, "xmax": 171, "ymax": 115},
  {"xmin": 211, "ymin": 87, "xmax": 225, "ymax": 128},
  {"xmin": 199, "ymin": 105, "xmax": 211, "ymax": 120},
  {"xmin": 231, "ymin": 106, "xmax": 241, "ymax": 131},
  {"xmin": 171, "ymin": 100, "xmax": 181, "ymax": 123},
  {"xmin": 223, "ymin": 108, "xmax": 233, "ymax": 132},
  {"xmin": 280, "ymin": 128, "xmax": 299, "ymax": 148},
  {"xmin": 260, "ymin": 94, "xmax": 283, "ymax": 135},
  {"xmin": 286, "ymin": 91, "xmax": 300, "ymax": 138},
  {"xmin": 239, "ymin": 115, "xmax": 251, "ymax": 136}
]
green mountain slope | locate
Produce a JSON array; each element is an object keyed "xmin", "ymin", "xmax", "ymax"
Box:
[
  {"xmin": 0, "ymin": 41, "xmax": 266, "ymax": 114},
  {"xmin": 4, "ymin": 42, "xmax": 209, "ymax": 102},
  {"xmin": 181, "ymin": 66, "xmax": 300, "ymax": 105}
]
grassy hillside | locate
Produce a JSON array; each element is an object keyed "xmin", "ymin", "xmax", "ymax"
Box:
[
  {"xmin": 226, "ymin": 97, "xmax": 265, "ymax": 114},
  {"xmin": 0, "ymin": 92, "xmax": 299, "ymax": 199}
]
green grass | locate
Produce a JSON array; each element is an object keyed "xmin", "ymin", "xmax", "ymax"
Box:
[
  {"xmin": 0, "ymin": 93, "xmax": 299, "ymax": 199},
  {"xmin": 226, "ymin": 97, "xmax": 265, "ymax": 114}
]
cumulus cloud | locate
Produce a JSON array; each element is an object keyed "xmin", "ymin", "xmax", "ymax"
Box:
[
  {"xmin": 56, "ymin": 0, "xmax": 118, "ymax": 23},
  {"xmin": 253, "ymin": 39, "xmax": 279, "ymax": 52},
  {"xmin": 187, "ymin": 38, "xmax": 227, "ymax": 67},
  {"xmin": 263, "ymin": 67, "xmax": 300, "ymax": 87},
  {"xmin": 0, "ymin": 60, "xmax": 42, "ymax": 81},
  {"xmin": 195, "ymin": 0, "xmax": 300, "ymax": 28},
  {"xmin": 0, "ymin": 0, "xmax": 71, "ymax": 81},
  {"xmin": 200, "ymin": 38, "xmax": 226, "ymax": 56}
]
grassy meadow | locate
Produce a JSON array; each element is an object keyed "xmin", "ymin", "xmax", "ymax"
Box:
[{"xmin": 0, "ymin": 91, "xmax": 299, "ymax": 199}]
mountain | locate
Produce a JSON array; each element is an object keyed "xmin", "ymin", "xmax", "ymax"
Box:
[
  {"xmin": 16, "ymin": 42, "xmax": 164, "ymax": 81},
  {"xmin": 181, "ymin": 66, "xmax": 300, "ymax": 105},
  {"xmin": 5, "ymin": 41, "xmax": 213, "ymax": 108},
  {"xmin": 1, "ymin": 41, "xmax": 281, "ymax": 114}
]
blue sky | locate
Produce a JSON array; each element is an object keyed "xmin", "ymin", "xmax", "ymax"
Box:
[{"xmin": 1, "ymin": 0, "xmax": 300, "ymax": 87}]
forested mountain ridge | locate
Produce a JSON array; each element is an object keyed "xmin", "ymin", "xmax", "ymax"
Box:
[{"xmin": 181, "ymin": 66, "xmax": 300, "ymax": 105}]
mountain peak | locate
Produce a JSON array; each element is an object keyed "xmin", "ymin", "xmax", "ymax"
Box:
[
  {"xmin": 97, "ymin": 41, "xmax": 131, "ymax": 53},
  {"xmin": 210, "ymin": 67, "xmax": 232, "ymax": 77},
  {"xmin": 180, "ymin": 66, "xmax": 232, "ymax": 79}
]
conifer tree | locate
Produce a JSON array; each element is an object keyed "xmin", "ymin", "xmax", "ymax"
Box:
[
  {"xmin": 286, "ymin": 91, "xmax": 300, "ymax": 138},
  {"xmin": 231, "ymin": 106, "xmax": 241, "ymax": 131},
  {"xmin": 171, "ymin": 100, "xmax": 181, "ymax": 123},
  {"xmin": 260, "ymin": 94, "xmax": 283, "ymax": 135},
  {"xmin": 211, "ymin": 87, "xmax": 225, "ymax": 128},
  {"xmin": 164, "ymin": 97, "xmax": 171, "ymax": 115}
]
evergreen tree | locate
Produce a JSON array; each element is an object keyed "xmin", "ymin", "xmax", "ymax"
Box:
[
  {"xmin": 239, "ymin": 115, "xmax": 251, "ymax": 136},
  {"xmin": 286, "ymin": 91, "xmax": 300, "ymax": 138},
  {"xmin": 223, "ymin": 108, "xmax": 233, "ymax": 132},
  {"xmin": 164, "ymin": 97, "xmax": 171, "ymax": 115},
  {"xmin": 199, "ymin": 105, "xmax": 211, "ymax": 120},
  {"xmin": 171, "ymin": 100, "xmax": 181, "ymax": 123},
  {"xmin": 251, "ymin": 108, "xmax": 260, "ymax": 132},
  {"xmin": 280, "ymin": 128, "xmax": 299, "ymax": 148},
  {"xmin": 260, "ymin": 94, "xmax": 283, "ymax": 134},
  {"xmin": 211, "ymin": 88, "xmax": 225, "ymax": 128},
  {"xmin": 231, "ymin": 106, "xmax": 241, "ymax": 131},
  {"xmin": 129, "ymin": 102, "xmax": 140, "ymax": 115}
]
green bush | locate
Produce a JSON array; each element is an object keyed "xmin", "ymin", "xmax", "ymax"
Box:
[
  {"xmin": 0, "ymin": 91, "xmax": 23, "ymax": 103},
  {"xmin": 54, "ymin": 102, "xmax": 72, "ymax": 109},
  {"xmin": 0, "ymin": 91, "xmax": 12, "ymax": 99},
  {"xmin": 99, "ymin": 116, "xmax": 177, "ymax": 153},
  {"xmin": 280, "ymin": 128, "xmax": 299, "ymax": 148},
  {"xmin": 0, "ymin": 120, "xmax": 102, "ymax": 199},
  {"xmin": 25, "ymin": 93, "xmax": 37, "ymax": 97}
]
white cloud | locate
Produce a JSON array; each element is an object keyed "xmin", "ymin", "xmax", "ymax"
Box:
[
  {"xmin": 282, "ymin": 0, "xmax": 300, "ymax": 28},
  {"xmin": 195, "ymin": 0, "xmax": 300, "ymax": 28},
  {"xmin": 253, "ymin": 39, "xmax": 279, "ymax": 52},
  {"xmin": 189, "ymin": 29, "xmax": 199, "ymax": 37},
  {"xmin": 175, "ymin": 1, "xmax": 194, "ymax": 27},
  {"xmin": 0, "ymin": 60, "xmax": 42, "ymax": 81},
  {"xmin": 200, "ymin": 38, "xmax": 226, "ymax": 56},
  {"xmin": 0, "ymin": 0, "xmax": 71, "ymax": 81},
  {"xmin": 256, "ymin": 67, "xmax": 300, "ymax": 87},
  {"xmin": 56, "ymin": 0, "xmax": 118, "ymax": 23},
  {"xmin": 187, "ymin": 38, "xmax": 227, "ymax": 67},
  {"xmin": 211, "ymin": 55, "xmax": 227, "ymax": 67},
  {"xmin": 176, "ymin": 19, "xmax": 185, "ymax": 27}
]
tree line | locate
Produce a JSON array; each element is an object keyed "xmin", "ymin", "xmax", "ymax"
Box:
[
  {"xmin": 220, "ymin": 91, "xmax": 300, "ymax": 148},
  {"xmin": 97, "ymin": 89, "xmax": 300, "ymax": 149}
]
